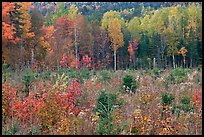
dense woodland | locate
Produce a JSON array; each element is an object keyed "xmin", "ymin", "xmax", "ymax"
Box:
[
  {"xmin": 2, "ymin": 2, "xmax": 202, "ymax": 71},
  {"xmin": 2, "ymin": 2, "xmax": 202, "ymax": 135}
]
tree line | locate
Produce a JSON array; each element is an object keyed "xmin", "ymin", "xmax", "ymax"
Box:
[{"xmin": 2, "ymin": 2, "xmax": 202, "ymax": 71}]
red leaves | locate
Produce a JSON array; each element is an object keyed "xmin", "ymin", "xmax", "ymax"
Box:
[
  {"xmin": 128, "ymin": 43, "xmax": 134, "ymax": 61},
  {"xmin": 56, "ymin": 15, "xmax": 74, "ymax": 37},
  {"xmin": 60, "ymin": 53, "xmax": 69, "ymax": 68},
  {"xmin": 191, "ymin": 88, "xmax": 202, "ymax": 111},
  {"xmin": 2, "ymin": 2, "xmax": 15, "ymax": 20},
  {"xmin": 82, "ymin": 54, "xmax": 92, "ymax": 69},
  {"xmin": 133, "ymin": 39, "xmax": 139, "ymax": 50},
  {"xmin": 2, "ymin": 2, "xmax": 18, "ymax": 45},
  {"xmin": 2, "ymin": 79, "xmax": 83, "ymax": 128},
  {"xmin": 128, "ymin": 39, "xmax": 138, "ymax": 61}
]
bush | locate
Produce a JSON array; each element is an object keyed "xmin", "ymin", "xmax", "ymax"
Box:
[
  {"xmin": 145, "ymin": 69, "xmax": 151, "ymax": 76},
  {"xmin": 22, "ymin": 70, "xmax": 37, "ymax": 96},
  {"xmin": 2, "ymin": 63, "xmax": 11, "ymax": 84},
  {"xmin": 41, "ymin": 70, "xmax": 51, "ymax": 81},
  {"xmin": 99, "ymin": 70, "xmax": 111, "ymax": 82},
  {"xmin": 67, "ymin": 67, "xmax": 76, "ymax": 79},
  {"xmin": 153, "ymin": 67, "xmax": 160, "ymax": 79},
  {"xmin": 53, "ymin": 73, "xmax": 69, "ymax": 92},
  {"xmin": 181, "ymin": 96, "xmax": 190, "ymax": 105},
  {"xmin": 172, "ymin": 96, "xmax": 195, "ymax": 116},
  {"xmin": 68, "ymin": 67, "xmax": 90, "ymax": 83},
  {"xmin": 197, "ymin": 66, "xmax": 201, "ymax": 72},
  {"xmin": 165, "ymin": 67, "xmax": 190, "ymax": 85},
  {"xmin": 94, "ymin": 90, "xmax": 119, "ymax": 118},
  {"xmin": 122, "ymin": 74, "xmax": 139, "ymax": 93},
  {"xmin": 178, "ymin": 96, "xmax": 195, "ymax": 113},
  {"xmin": 94, "ymin": 91, "xmax": 123, "ymax": 135},
  {"xmin": 161, "ymin": 93, "xmax": 175, "ymax": 106},
  {"xmin": 94, "ymin": 90, "xmax": 124, "ymax": 135}
]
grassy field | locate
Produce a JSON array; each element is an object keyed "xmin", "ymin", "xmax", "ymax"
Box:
[{"xmin": 2, "ymin": 66, "xmax": 202, "ymax": 135}]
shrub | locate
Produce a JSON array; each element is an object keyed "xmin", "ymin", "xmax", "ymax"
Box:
[
  {"xmin": 178, "ymin": 96, "xmax": 195, "ymax": 113},
  {"xmin": 145, "ymin": 69, "xmax": 151, "ymax": 76},
  {"xmin": 153, "ymin": 67, "xmax": 160, "ymax": 79},
  {"xmin": 41, "ymin": 70, "xmax": 51, "ymax": 81},
  {"xmin": 78, "ymin": 67, "xmax": 90, "ymax": 81},
  {"xmin": 94, "ymin": 90, "xmax": 124, "ymax": 135},
  {"xmin": 181, "ymin": 96, "xmax": 190, "ymax": 105},
  {"xmin": 122, "ymin": 74, "xmax": 139, "ymax": 93},
  {"xmin": 69, "ymin": 67, "xmax": 90, "ymax": 83},
  {"xmin": 2, "ymin": 117, "xmax": 21, "ymax": 135},
  {"xmin": 172, "ymin": 96, "xmax": 195, "ymax": 116},
  {"xmin": 67, "ymin": 67, "xmax": 76, "ymax": 79},
  {"xmin": 22, "ymin": 70, "xmax": 37, "ymax": 96},
  {"xmin": 197, "ymin": 66, "xmax": 201, "ymax": 72},
  {"xmin": 53, "ymin": 73, "xmax": 69, "ymax": 92},
  {"xmin": 168, "ymin": 67, "xmax": 190, "ymax": 84},
  {"xmin": 2, "ymin": 117, "xmax": 41, "ymax": 135},
  {"xmin": 161, "ymin": 93, "xmax": 175, "ymax": 106},
  {"xmin": 195, "ymin": 76, "xmax": 202, "ymax": 85},
  {"xmin": 2, "ymin": 63, "xmax": 11, "ymax": 84},
  {"xmin": 99, "ymin": 70, "xmax": 111, "ymax": 82},
  {"xmin": 94, "ymin": 90, "xmax": 119, "ymax": 118}
]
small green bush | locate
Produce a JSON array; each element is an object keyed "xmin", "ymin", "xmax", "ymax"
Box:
[
  {"xmin": 161, "ymin": 93, "xmax": 175, "ymax": 106},
  {"xmin": 22, "ymin": 69, "xmax": 37, "ymax": 96},
  {"xmin": 153, "ymin": 67, "xmax": 160, "ymax": 79},
  {"xmin": 197, "ymin": 66, "xmax": 201, "ymax": 72},
  {"xmin": 41, "ymin": 70, "xmax": 51, "ymax": 81},
  {"xmin": 94, "ymin": 90, "xmax": 120, "ymax": 118},
  {"xmin": 165, "ymin": 67, "xmax": 190, "ymax": 84},
  {"xmin": 94, "ymin": 90, "xmax": 124, "ymax": 135},
  {"xmin": 122, "ymin": 74, "xmax": 139, "ymax": 93},
  {"xmin": 99, "ymin": 70, "xmax": 111, "ymax": 82},
  {"xmin": 2, "ymin": 63, "xmax": 11, "ymax": 84},
  {"xmin": 181, "ymin": 96, "xmax": 191, "ymax": 105},
  {"xmin": 76, "ymin": 67, "xmax": 90, "ymax": 83},
  {"xmin": 195, "ymin": 76, "xmax": 202, "ymax": 85}
]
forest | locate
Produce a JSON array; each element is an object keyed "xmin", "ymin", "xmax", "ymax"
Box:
[{"xmin": 2, "ymin": 2, "xmax": 202, "ymax": 135}]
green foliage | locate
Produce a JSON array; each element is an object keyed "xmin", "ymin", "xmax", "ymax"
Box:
[
  {"xmin": 197, "ymin": 66, "xmax": 201, "ymax": 72},
  {"xmin": 2, "ymin": 63, "xmax": 11, "ymax": 84},
  {"xmin": 145, "ymin": 69, "xmax": 151, "ymax": 76},
  {"xmin": 153, "ymin": 67, "xmax": 160, "ymax": 79},
  {"xmin": 59, "ymin": 67, "xmax": 90, "ymax": 84},
  {"xmin": 22, "ymin": 69, "xmax": 37, "ymax": 96},
  {"xmin": 99, "ymin": 70, "xmax": 111, "ymax": 82},
  {"xmin": 2, "ymin": 118, "xmax": 21, "ymax": 135},
  {"xmin": 40, "ymin": 70, "xmax": 51, "ymax": 81},
  {"xmin": 44, "ymin": 2, "xmax": 68, "ymax": 26},
  {"xmin": 67, "ymin": 67, "xmax": 76, "ymax": 79},
  {"xmin": 166, "ymin": 67, "xmax": 190, "ymax": 84},
  {"xmin": 181, "ymin": 96, "xmax": 190, "ymax": 105},
  {"xmin": 122, "ymin": 74, "xmax": 139, "ymax": 93},
  {"xmin": 94, "ymin": 90, "xmax": 124, "ymax": 135},
  {"xmin": 2, "ymin": 117, "xmax": 40, "ymax": 135},
  {"xmin": 172, "ymin": 96, "xmax": 195, "ymax": 116},
  {"xmin": 195, "ymin": 75, "xmax": 202, "ymax": 85},
  {"xmin": 177, "ymin": 103, "xmax": 195, "ymax": 113},
  {"xmin": 94, "ymin": 90, "xmax": 119, "ymax": 118},
  {"xmin": 76, "ymin": 67, "xmax": 91, "ymax": 83},
  {"xmin": 161, "ymin": 93, "xmax": 175, "ymax": 106},
  {"xmin": 178, "ymin": 96, "xmax": 195, "ymax": 112}
]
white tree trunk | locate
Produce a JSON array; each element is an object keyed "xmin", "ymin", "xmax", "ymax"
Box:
[
  {"xmin": 153, "ymin": 57, "xmax": 156, "ymax": 69},
  {"xmin": 74, "ymin": 25, "xmax": 78, "ymax": 69},
  {"xmin": 114, "ymin": 50, "xmax": 116, "ymax": 71},
  {"xmin": 172, "ymin": 53, "xmax": 175, "ymax": 69},
  {"xmin": 31, "ymin": 49, "xmax": 34, "ymax": 65}
]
